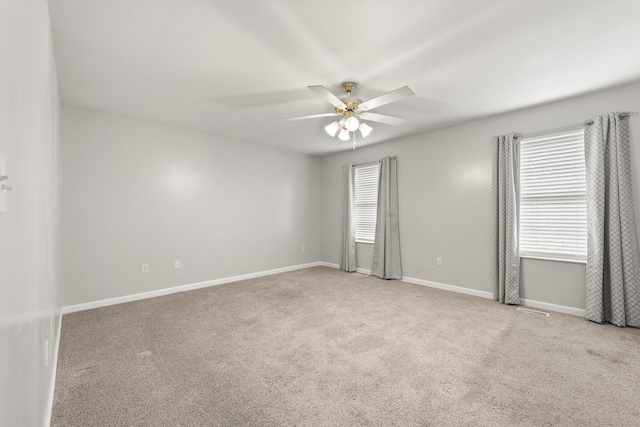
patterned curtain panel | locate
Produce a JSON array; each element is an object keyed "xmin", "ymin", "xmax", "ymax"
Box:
[
  {"xmin": 584, "ymin": 113, "xmax": 640, "ymax": 327},
  {"xmin": 341, "ymin": 163, "xmax": 357, "ymax": 272},
  {"xmin": 492, "ymin": 133, "xmax": 522, "ymax": 304},
  {"xmin": 372, "ymin": 156, "xmax": 402, "ymax": 279}
]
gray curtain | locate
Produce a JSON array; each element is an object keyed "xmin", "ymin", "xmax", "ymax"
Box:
[
  {"xmin": 372, "ymin": 156, "xmax": 402, "ymax": 279},
  {"xmin": 492, "ymin": 133, "xmax": 522, "ymax": 304},
  {"xmin": 341, "ymin": 163, "xmax": 356, "ymax": 272},
  {"xmin": 584, "ymin": 112, "xmax": 640, "ymax": 327}
]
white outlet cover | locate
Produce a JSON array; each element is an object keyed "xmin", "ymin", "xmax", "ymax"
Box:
[{"xmin": 0, "ymin": 156, "xmax": 6, "ymax": 215}]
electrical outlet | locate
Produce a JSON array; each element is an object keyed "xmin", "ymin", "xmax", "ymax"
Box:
[
  {"xmin": 301, "ymin": 245, "xmax": 305, "ymax": 252},
  {"xmin": 141, "ymin": 263, "xmax": 149, "ymax": 274},
  {"xmin": 436, "ymin": 257, "xmax": 443, "ymax": 266},
  {"xmin": 0, "ymin": 156, "xmax": 8, "ymax": 215},
  {"xmin": 174, "ymin": 260, "xmax": 181, "ymax": 269}
]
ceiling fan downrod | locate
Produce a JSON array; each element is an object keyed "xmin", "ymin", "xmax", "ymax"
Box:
[{"xmin": 335, "ymin": 82, "xmax": 360, "ymax": 115}]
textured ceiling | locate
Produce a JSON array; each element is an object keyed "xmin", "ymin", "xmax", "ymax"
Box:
[{"xmin": 49, "ymin": 0, "xmax": 640, "ymax": 155}]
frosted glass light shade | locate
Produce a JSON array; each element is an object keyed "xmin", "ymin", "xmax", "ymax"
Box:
[
  {"xmin": 345, "ymin": 116, "xmax": 359, "ymax": 131},
  {"xmin": 359, "ymin": 122, "xmax": 373, "ymax": 138},
  {"xmin": 324, "ymin": 121, "xmax": 340, "ymax": 137},
  {"xmin": 338, "ymin": 127, "xmax": 350, "ymax": 141}
]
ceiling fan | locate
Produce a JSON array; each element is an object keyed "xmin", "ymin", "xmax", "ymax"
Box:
[{"xmin": 286, "ymin": 82, "xmax": 415, "ymax": 145}]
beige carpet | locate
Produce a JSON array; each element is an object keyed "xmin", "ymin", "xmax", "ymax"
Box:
[{"xmin": 52, "ymin": 266, "xmax": 640, "ymax": 426}]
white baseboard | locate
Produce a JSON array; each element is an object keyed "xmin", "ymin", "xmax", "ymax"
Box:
[
  {"xmin": 44, "ymin": 308, "xmax": 62, "ymax": 427},
  {"xmin": 401, "ymin": 276, "xmax": 494, "ymax": 300},
  {"xmin": 402, "ymin": 276, "xmax": 584, "ymax": 316},
  {"xmin": 318, "ymin": 261, "xmax": 339, "ymax": 269},
  {"xmin": 316, "ymin": 262, "xmax": 371, "ymax": 276},
  {"xmin": 318, "ymin": 263, "xmax": 584, "ymax": 317},
  {"xmin": 520, "ymin": 298, "xmax": 585, "ymax": 317},
  {"xmin": 62, "ymin": 262, "xmax": 323, "ymax": 314},
  {"xmin": 62, "ymin": 260, "xmax": 587, "ymax": 318}
]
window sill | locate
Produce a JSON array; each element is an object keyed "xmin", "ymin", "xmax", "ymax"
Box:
[
  {"xmin": 520, "ymin": 255, "xmax": 586, "ymax": 265},
  {"xmin": 355, "ymin": 240, "xmax": 374, "ymax": 245}
]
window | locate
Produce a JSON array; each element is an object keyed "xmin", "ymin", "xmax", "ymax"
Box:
[
  {"xmin": 519, "ymin": 127, "xmax": 587, "ymax": 262},
  {"xmin": 354, "ymin": 163, "xmax": 379, "ymax": 243}
]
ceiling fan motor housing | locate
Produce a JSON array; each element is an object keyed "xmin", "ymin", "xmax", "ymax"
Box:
[{"xmin": 335, "ymin": 97, "xmax": 362, "ymax": 117}]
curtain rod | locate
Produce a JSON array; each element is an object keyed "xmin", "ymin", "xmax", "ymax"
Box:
[
  {"xmin": 584, "ymin": 111, "xmax": 638, "ymax": 126},
  {"xmin": 352, "ymin": 160, "xmax": 379, "ymax": 168},
  {"xmin": 522, "ymin": 112, "xmax": 639, "ymax": 138}
]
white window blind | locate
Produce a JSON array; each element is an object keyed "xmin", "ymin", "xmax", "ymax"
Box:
[
  {"xmin": 519, "ymin": 128, "xmax": 587, "ymax": 261},
  {"xmin": 354, "ymin": 163, "xmax": 380, "ymax": 243}
]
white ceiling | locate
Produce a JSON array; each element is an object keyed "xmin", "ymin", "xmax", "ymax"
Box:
[{"xmin": 49, "ymin": 0, "xmax": 640, "ymax": 156}]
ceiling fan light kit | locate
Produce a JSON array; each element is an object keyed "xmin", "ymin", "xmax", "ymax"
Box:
[
  {"xmin": 345, "ymin": 116, "xmax": 359, "ymax": 131},
  {"xmin": 286, "ymin": 82, "xmax": 414, "ymax": 149},
  {"xmin": 359, "ymin": 122, "xmax": 373, "ymax": 138},
  {"xmin": 324, "ymin": 121, "xmax": 340, "ymax": 137}
]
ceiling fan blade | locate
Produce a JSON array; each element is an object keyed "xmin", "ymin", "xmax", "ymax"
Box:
[
  {"xmin": 359, "ymin": 112, "xmax": 405, "ymax": 126},
  {"xmin": 285, "ymin": 112, "xmax": 342, "ymax": 121},
  {"xmin": 308, "ymin": 85, "xmax": 347, "ymax": 109},
  {"xmin": 357, "ymin": 86, "xmax": 415, "ymax": 112}
]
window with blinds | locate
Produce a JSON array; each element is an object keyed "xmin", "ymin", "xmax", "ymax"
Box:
[
  {"xmin": 519, "ymin": 127, "xmax": 587, "ymax": 261},
  {"xmin": 354, "ymin": 163, "xmax": 380, "ymax": 243}
]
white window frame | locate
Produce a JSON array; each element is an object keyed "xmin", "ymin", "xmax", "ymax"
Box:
[
  {"xmin": 519, "ymin": 127, "xmax": 587, "ymax": 263},
  {"xmin": 354, "ymin": 162, "xmax": 380, "ymax": 244}
]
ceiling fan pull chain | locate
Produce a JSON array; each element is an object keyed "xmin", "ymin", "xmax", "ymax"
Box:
[{"xmin": 353, "ymin": 132, "xmax": 356, "ymax": 150}]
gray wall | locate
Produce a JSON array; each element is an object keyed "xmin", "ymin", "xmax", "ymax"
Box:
[
  {"xmin": 0, "ymin": 0, "xmax": 61, "ymax": 425},
  {"xmin": 321, "ymin": 81, "xmax": 640, "ymax": 311},
  {"xmin": 61, "ymin": 106, "xmax": 322, "ymax": 306}
]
